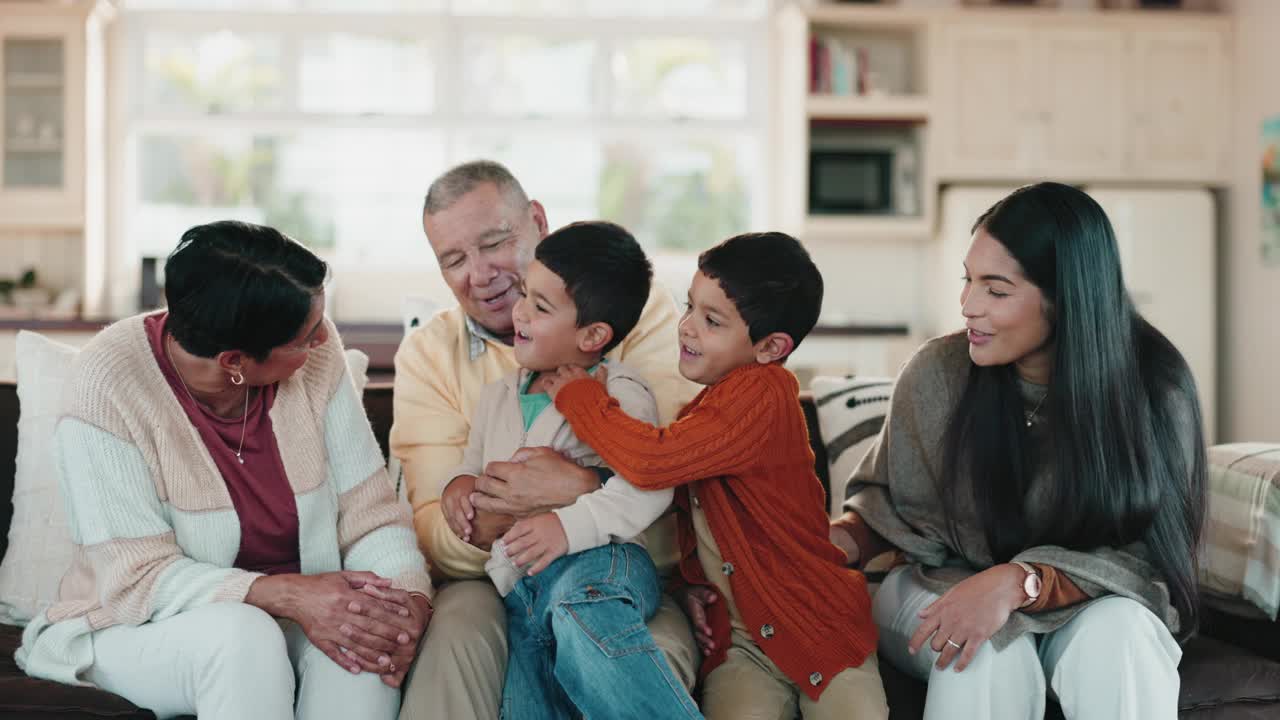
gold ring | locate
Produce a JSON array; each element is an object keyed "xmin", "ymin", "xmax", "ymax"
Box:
[{"xmin": 946, "ymin": 639, "xmax": 963, "ymax": 650}]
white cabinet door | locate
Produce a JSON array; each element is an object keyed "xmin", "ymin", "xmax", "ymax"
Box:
[
  {"xmin": 937, "ymin": 25, "xmax": 1036, "ymax": 180},
  {"xmin": 0, "ymin": 9, "xmax": 86, "ymax": 228},
  {"xmin": 1130, "ymin": 29, "xmax": 1228, "ymax": 182},
  {"xmin": 1037, "ymin": 28, "xmax": 1129, "ymax": 180}
]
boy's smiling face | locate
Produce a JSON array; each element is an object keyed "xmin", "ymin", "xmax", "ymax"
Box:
[
  {"xmin": 513, "ymin": 260, "xmax": 605, "ymax": 373},
  {"xmin": 677, "ymin": 271, "xmax": 762, "ymax": 385}
]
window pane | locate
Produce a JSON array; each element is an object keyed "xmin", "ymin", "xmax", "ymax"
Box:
[
  {"xmin": 300, "ymin": 34, "xmax": 435, "ymax": 114},
  {"xmin": 600, "ymin": 138, "xmax": 755, "ymax": 253},
  {"xmin": 612, "ymin": 38, "xmax": 748, "ymax": 120},
  {"xmin": 134, "ymin": 130, "xmax": 442, "ymax": 264},
  {"xmin": 457, "ymin": 0, "xmax": 766, "ymax": 17},
  {"xmin": 142, "ymin": 31, "xmax": 284, "ymax": 113},
  {"xmin": 457, "ymin": 134, "xmax": 602, "ymax": 226},
  {"xmin": 124, "ymin": 0, "xmax": 290, "ymax": 8},
  {"xmin": 586, "ymin": 0, "xmax": 766, "ymax": 17},
  {"xmin": 300, "ymin": 0, "xmax": 443, "ymax": 10},
  {"xmin": 459, "ymin": 134, "xmax": 755, "ymax": 253},
  {"xmin": 461, "ymin": 35, "xmax": 596, "ymax": 117},
  {"xmin": 454, "ymin": 0, "xmax": 586, "ymax": 16}
]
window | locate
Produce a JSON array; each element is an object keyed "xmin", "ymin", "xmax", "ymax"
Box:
[{"xmin": 115, "ymin": 1, "xmax": 770, "ymax": 320}]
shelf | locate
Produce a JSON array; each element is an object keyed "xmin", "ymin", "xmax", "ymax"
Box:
[
  {"xmin": 803, "ymin": 215, "xmax": 932, "ymax": 241},
  {"xmin": 4, "ymin": 73, "xmax": 64, "ymax": 90},
  {"xmin": 4, "ymin": 139, "xmax": 62, "ymax": 153},
  {"xmin": 806, "ymin": 4, "xmax": 933, "ymax": 29},
  {"xmin": 807, "ymin": 94, "xmax": 930, "ymax": 122}
]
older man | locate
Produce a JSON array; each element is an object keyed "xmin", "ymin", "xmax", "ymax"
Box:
[{"xmin": 393, "ymin": 160, "xmax": 701, "ymax": 720}]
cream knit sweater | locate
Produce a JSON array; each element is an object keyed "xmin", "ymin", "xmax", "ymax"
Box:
[
  {"xmin": 17, "ymin": 313, "xmax": 431, "ymax": 686},
  {"xmin": 445, "ymin": 362, "xmax": 669, "ymax": 595}
]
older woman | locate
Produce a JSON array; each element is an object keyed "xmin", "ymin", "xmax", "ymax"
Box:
[
  {"xmin": 828, "ymin": 182, "xmax": 1206, "ymax": 719},
  {"xmin": 17, "ymin": 221, "xmax": 432, "ymax": 720}
]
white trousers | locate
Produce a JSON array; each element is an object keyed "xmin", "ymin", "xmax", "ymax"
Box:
[
  {"xmin": 873, "ymin": 566, "xmax": 1183, "ymax": 720},
  {"xmin": 85, "ymin": 602, "xmax": 400, "ymax": 720}
]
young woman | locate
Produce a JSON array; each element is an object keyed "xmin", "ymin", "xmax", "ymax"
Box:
[{"xmin": 828, "ymin": 182, "xmax": 1206, "ymax": 719}]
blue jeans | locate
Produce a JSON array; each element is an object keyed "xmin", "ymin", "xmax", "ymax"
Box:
[{"xmin": 500, "ymin": 542, "xmax": 703, "ymax": 720}]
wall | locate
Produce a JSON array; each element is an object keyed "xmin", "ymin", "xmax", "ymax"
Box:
[
  {"xmin": 1220, "ymin": 0, "xmax": 1280, "ymax": 441},
  {"xmin": 0, "ymin": 230, "xmax": 83, "ymax": 308}
]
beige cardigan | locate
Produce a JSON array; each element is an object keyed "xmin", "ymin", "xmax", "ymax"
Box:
[
  {"xmin": 18, "ymin": 313, "xmax": 430, "ymax": 686},
  {"xmin": 444, "ymin": 362, "xmax": 670, "ymax": 595}
]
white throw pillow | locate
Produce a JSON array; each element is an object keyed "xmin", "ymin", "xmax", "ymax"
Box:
[
  {"xmin": 0, "ymin": 333, "xmax": 373, "ymax": 625},
  {"xmin": 345, "ymin": 347, "xmax": 370, "ymax": 396},
  {"xmin": 810, "ymin": 375, "xmax": 894, "ymax": 518},
  {"xmin": 0, "ymin": 331, "xmax": 78, "ymax": 625}
]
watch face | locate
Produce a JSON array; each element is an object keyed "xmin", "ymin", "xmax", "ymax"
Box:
[{"xmin": 1025, "ymin": 574, "xmax": 1043, "ymax": 599}]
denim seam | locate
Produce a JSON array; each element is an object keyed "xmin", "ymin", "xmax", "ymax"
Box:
[{"xmin": 643, "ymin": 647, "xmax": 703, "ymax": 718}]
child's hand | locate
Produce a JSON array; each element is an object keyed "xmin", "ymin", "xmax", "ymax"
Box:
[
  {"xmin": 543, "ymin": 363, "xmax": 608, "ymax": 401},
  {"xmin": 442, "ymin": 474, "xmax": 478, "ymax": 542},
  {"xmin": 679, "ymin": 586, "xmax": 720, "ymax": 656},
  {"xmin": 501, "ymin": 513, "xmax": 570, "ymax": 575}
]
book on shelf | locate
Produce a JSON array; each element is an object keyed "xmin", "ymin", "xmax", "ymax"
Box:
[{"xmin": 809, "ymin": 35, "xmax": 874, "ymax": 96}]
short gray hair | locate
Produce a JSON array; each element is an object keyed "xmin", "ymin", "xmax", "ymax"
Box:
[{"xmin": 423, "ymin": 160, "xmax": 530, "ymax": 216}]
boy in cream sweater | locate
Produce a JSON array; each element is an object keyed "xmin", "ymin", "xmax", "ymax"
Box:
[{"xmin": 442, "ymin": 221, "xmax": 702, "ymax": 719}]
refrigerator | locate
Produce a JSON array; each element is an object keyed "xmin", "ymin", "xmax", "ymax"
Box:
[{"xmin": 929, "ymin": 185, "xmax": 1216, "ymax": 441}]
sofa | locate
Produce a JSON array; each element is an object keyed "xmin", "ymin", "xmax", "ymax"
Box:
[{"xmin": 2, "ymin": 381, "xmax": 1280, "ymax": 718}]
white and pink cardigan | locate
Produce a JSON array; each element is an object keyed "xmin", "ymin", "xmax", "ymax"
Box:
[{"xmin": 17, "ymin": 313, "xmax": 431, "ymax": 686}]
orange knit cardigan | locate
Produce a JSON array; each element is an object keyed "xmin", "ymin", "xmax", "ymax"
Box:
[{"xmin": 554, "ymin": 362, "xmax": 876, "ymax": 700}]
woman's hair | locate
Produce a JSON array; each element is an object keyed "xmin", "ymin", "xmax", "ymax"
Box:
[
  {"xmin": 164, "ymin": 220, "xmax": 328, "ymax": 362},
  {"xmin": 940, "ymin": 182, "xmax": 1206, "ymax": 640}
]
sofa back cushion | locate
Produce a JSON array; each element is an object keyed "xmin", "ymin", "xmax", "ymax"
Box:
[
  {"xmin": 0, "ymin": 382, "xmax": 15, "ymax": 563},
  {"xmin": 0, "ymin": 332, "xmax": 78, "ymax": 624},
  {"xmin": 1202, "ymin": 443, "xmax": 1280, "ymax": 621},
  {"xmin": 810, "ymin": 376, "xmax": 893, "ymax": 518}
]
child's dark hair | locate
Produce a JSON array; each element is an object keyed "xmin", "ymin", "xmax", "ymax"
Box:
[
  {"xmin": 697, "ymin": 232, "xmax": 823, "ymax": 354},
  {"xmin": 166, "ymin": 220, "xmax": 328, "ymax": 362},
  {"xmin": 535, "ymin": 221, "xmax": 652, "ymax": 355}
]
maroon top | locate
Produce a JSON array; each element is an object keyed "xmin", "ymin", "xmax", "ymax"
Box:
[{"xmin": 146, "ymin": 313, "xmax": 301, "ymax": 575}]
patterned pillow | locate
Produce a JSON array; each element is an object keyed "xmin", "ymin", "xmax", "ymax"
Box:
[
  {"xmin": 810, "ymin": 375, "xmax": 894, "ymax": 518},
  {"xmin": 1200, "ymin": 443, "xmax": 1280, "ymax": 620}
]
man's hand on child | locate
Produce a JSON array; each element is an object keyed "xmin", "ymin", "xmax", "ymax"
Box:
[
  {"xmin": 678, "ymin": 586, "xmax": 720, "ymax": 656},
  {"xmin": 442, "ymin": 474, "xmax": 478, "ymax": 542},
  {"xmin": 501, "ymin": 513, "xmax": 570, "ymax": 575},
  {"xmin": 543, "ymin": 363, "xmax": 607, "ymax": 401}
]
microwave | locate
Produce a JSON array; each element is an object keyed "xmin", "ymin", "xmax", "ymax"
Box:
[{"xmin": 808, "ymin": 146, "xmax": 918, "ymax": 216}]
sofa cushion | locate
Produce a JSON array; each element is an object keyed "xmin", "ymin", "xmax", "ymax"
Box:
[
  {"xmin": 1202, "ymin": 443, "xmax": 1280, "ymax": 620},
  {"xmin": 1, "ymin": 383, "xmax": 16, "ymax": 562},
  {"xmin": 0, "ymin": 622, "xmax": 156, "ymax": 719},
  {"xmin": 0, "ymin": 332, "xmax": 78, "ymax": 624},
  {"xmin": 1179, "ymin": 634, "xmax": 1280, "ymax": 715},
  {"xmin": 810, "ymin": 375, "xmax": 893, "ymax": 517}
]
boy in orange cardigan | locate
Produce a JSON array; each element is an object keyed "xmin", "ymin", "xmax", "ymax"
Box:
[{"xmin": 533, "ymin": 232, "xmax": 889, "ymax": 719}]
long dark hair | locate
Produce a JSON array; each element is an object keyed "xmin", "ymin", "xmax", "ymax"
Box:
[{"xmin": 940, "ymin": 182, "xmax": 1206, "ymax": 641}]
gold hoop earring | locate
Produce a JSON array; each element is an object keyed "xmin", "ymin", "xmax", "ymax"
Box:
[{"xmin": 230, "ymin": 371, "xmax": 245, "ymax": 386}]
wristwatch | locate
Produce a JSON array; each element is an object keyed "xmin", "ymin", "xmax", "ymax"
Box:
[{"xmin": 1012, "ymin": 561, "xmax": 1042, "ymax": 608}]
